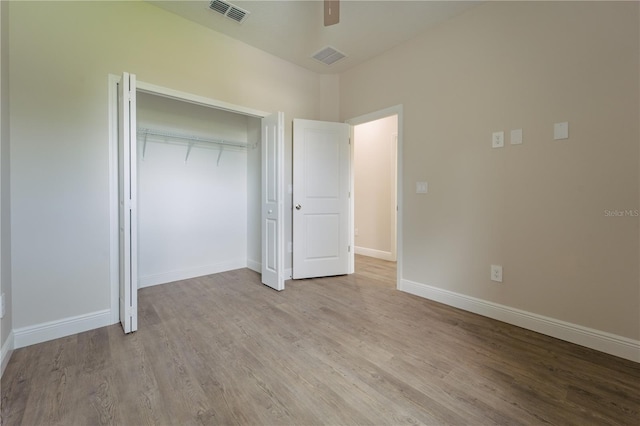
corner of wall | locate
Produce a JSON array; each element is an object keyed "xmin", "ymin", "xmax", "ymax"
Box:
[
  {"xmin": 0, "ymin": 0, "xmax": 14, "ymax": 369},
  {"xmin": 319, "ymin": 74, "xmax": 340, "ymax": 122}
]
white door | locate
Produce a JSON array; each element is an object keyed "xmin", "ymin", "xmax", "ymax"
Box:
[
  {"xmin": 118, "ymin": 72, "xmax": 138, "ymax": 333},
  {"xmin": 293, "ymin": 119, "xmax": 350, "ymax": 279},
  {"xmin": 261, "ymin": 112, "xmax": 286, "ymax": 290}
]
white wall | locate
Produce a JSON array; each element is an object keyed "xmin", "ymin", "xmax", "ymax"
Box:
[
  {"xmin": 354, "ymin": 115, "xmax": 397, "ymax": 261},
  {"xmin": 0, "ymin": 0, "xmax": 13, "ymax": 372},
  {"xmin": 340, "ymin": 1, "xmax": 640, "ymax": 353},
  {"xmin": 136, "ymin": 93, "xmax": 252, "ymax": 286},
  {"xmin": 8, "ymin": 1, "xmax": 328, "ymax": 338}
]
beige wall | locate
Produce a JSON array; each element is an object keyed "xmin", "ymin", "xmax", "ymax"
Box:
[
  {"xmin": 1, "ymin": 0, "xmax": 12, "ymax": 354},
  {"xmin": 8, "ymin": 1, "xmax": 326, "ymax": 330},
  {"xmin": 354, "ymin": 115, "xmax": 397, "ymax": 260},
  {"xmin": 6, "ymin": 0, "xmax": 639, "ymax": 354},
  {"xmin": 341, "ymin": 1, "xmax": 639, "ymax": 340}
]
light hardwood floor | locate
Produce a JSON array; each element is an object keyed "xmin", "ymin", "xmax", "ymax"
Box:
[{"xmin": 2, "ymin": 255, "xmax": 639, "ymax": 425}]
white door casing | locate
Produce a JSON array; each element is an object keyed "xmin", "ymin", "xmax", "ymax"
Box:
[
  {"xmin": 293, "ymin": 119, "xmax": 350, "ymax": 279},
  {"xmin": 261, "ymin": 112, "xmax": 286, "ymax": 290},
  {"xmin": 118, "ymin": 72, "xmax": 138, "ymax": 333}
]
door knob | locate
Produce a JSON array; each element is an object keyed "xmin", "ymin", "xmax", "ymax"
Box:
[{"xmin": 295, "ymin": 204, "xmax": 302, "ymax": 210}]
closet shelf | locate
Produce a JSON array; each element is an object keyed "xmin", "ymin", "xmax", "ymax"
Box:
[
  {"xmin": 138, "ymin": 128, "xmax": 254, "ymax": 164},
  {"xmin": 138, "ymin": 128, "xmax": 250, "ymax": 149}
]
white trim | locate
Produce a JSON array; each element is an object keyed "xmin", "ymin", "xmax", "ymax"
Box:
[
  {"xmin": 247, "ymin": 259, "xmax": 261, "ymax": 273},
  {"xmin": 400, "ymin": 278, "xmax": 640, "ymax": 363},
  {"xmin": 108, "ymin": 74, "xmax": 120, "ymax": 325},
  {"xmin": 354, "ymin": 246, "xmax": 394, "ymax": 262},
  {"xmin": 138, "ymin": 259, "xmax": 247, "ymax": 288},
  {"xmin": 13, "ymin": 309, "xmax": 113, "ymax": 350},
  {"xmin": 284, "ymin": 268, "xmax": 292, "ymax": 280},
  {"xmin": 1, "ymin": 330, "xmax": 14, "ymax": 377},
  {"xmin": 346, "ymin": 105, "xmax": 403, "ymax": 127},
  {"xmin": 136, "ymin": 81, "xmax": 268, "ymax": 118}
]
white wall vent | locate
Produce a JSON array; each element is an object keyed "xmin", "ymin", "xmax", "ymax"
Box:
[
  {"xmin": 209, "ymin": 0, "xmax": 249, "ymax": 24},
  {"xmin": 312, "ymin": 46, "xmax": 347, "ymax": 66}
]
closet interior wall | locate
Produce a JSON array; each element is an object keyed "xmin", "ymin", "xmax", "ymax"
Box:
[{"xmin": 136, "ymin": 92, "xmax": 261, "ymax": 288}]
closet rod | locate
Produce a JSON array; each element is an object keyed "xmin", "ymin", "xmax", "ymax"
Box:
[{"xmin": 137, "ymin": 128, "xmax": 249, "ymax": 149}]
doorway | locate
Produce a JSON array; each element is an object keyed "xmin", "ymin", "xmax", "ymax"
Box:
[
  {"xmin": 347, "ymin": 106, "xmax": 402, "ymax": 288},
  {"xmin": 353, "ymin": 115, "xmax": 398, "ymax": 262}
]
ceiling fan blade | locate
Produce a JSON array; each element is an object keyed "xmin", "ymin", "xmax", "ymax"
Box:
[{"xmin": 324, "ymin": 0, "xmax": 340, "ymax": 27}]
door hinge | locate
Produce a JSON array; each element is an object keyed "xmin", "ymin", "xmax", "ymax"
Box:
[{"xmin": 348, "ymin": 245, "xmax": 351, "ymax": 253}]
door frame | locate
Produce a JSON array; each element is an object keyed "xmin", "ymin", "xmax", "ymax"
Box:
[
  {"xmin": 346, "ymin": 105, "xmax": 403, "ymax": 288},
  {"xmin": 108, "ymin": 75, "xmax": 269, "ymax": 324}
]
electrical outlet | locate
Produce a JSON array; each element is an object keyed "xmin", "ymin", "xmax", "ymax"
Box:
[
  {"xmin": 491, "ymin": 265, "xmax": 503, "ymax": 282},
  {"xmin": 492, "ymin": 131, "xmax": 505, "ymax": 148}
]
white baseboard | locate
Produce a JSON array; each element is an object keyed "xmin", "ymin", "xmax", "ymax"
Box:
[
  {"xmin": 284, "ymin": 268, "xmax": 292, "ymax": 280},
  {"xmin": 355, "ymin": 246, "xmax": 395, "ymax": 261},
  {"xmin": 13, "ymin": 309, "xmax": 113, "ymax": 350},
  {"xmin": 247, "ymin": 259, "xmax": 261, "ymax": 273},
  {"xmin": 139, "ymin": 258, "xmax": 247, "ymax": 288},
  {"xmin": 1, "ymin": 330, "xmax": 14, "ymax": 377},
  {"xmin": 400, "ymin": 279, "xmax": 640, "ymax": 363}
]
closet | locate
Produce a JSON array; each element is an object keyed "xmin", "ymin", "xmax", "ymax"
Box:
[{"xmin": 135, "ymin": 92, "xmax": 262, "ymax": 288}]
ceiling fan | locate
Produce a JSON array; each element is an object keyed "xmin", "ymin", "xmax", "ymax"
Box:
[{"xmin": 324, "ymin": 0, "xmax": 340, "ymax": 26}]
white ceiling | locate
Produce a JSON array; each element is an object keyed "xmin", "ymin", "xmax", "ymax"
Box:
[{"xmin": 149, "ymin": 0, "xmax": 481, "ymax": 74}]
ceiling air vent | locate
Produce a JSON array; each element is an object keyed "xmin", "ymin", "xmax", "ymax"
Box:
[
  {"xmin": 312, "ymin": 46, "xmax": 347, "ymax": 66},
  {"xmin": 209, "ymin": 0, "xmax": 249, "ymax": 24}
]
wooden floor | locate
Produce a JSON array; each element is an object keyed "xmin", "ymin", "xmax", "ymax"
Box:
[{"xmin": 2, "ymin": 255, "xmax": 639, "ymax": 425}]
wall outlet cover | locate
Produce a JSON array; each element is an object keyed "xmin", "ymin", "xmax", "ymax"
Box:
[
  {"xmin": 492, "ymin": 131, "xmax": 505, "ymax": 148},
  {"xmin": 491, "ymin": 265, "xmax": 503, "ymax": 282}
]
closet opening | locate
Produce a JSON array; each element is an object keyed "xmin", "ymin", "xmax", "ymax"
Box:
[
  {"xmin": 108, "ymin": 74, "xmax": 275, "ymax": 332},
  {"xmin": 135, "ymin": 92, "xmax": 263, "ymax": 289}
]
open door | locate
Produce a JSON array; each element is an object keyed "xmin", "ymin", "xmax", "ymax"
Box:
[
  {"xmin": 293, "ymin": 119, "xmax": 350, "ymax": 279},
  {"xmin": 261, "ymin": 112, "xmax": 286, "ymax": 290},
  {"xmin": 118, "ymin": 72, "xmax": 138, "ymax": 333}
]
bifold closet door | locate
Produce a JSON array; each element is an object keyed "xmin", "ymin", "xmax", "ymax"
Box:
[
  {"xmin": 118, "ymin": 72, "xmax": 138, "ymax": 333},
  {"xmin": 261, "ymin": 112, "xmax": 285, "ymax": 291}
]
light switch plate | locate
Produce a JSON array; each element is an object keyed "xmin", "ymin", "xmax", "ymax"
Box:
[
  {"xmin": 416, "ymin": 182, "xmax": 428, "ymax": 194},
  {"xmin": 492, "ymin": 131, "xmax": 505, "ymax": 148},
  {"xmin": 510, "ymin": 128, "xmax": 523, "ymax": 145},
  {"xmin": 554, "ymin": 122, "xmax": 569, "ymax": 140}
]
